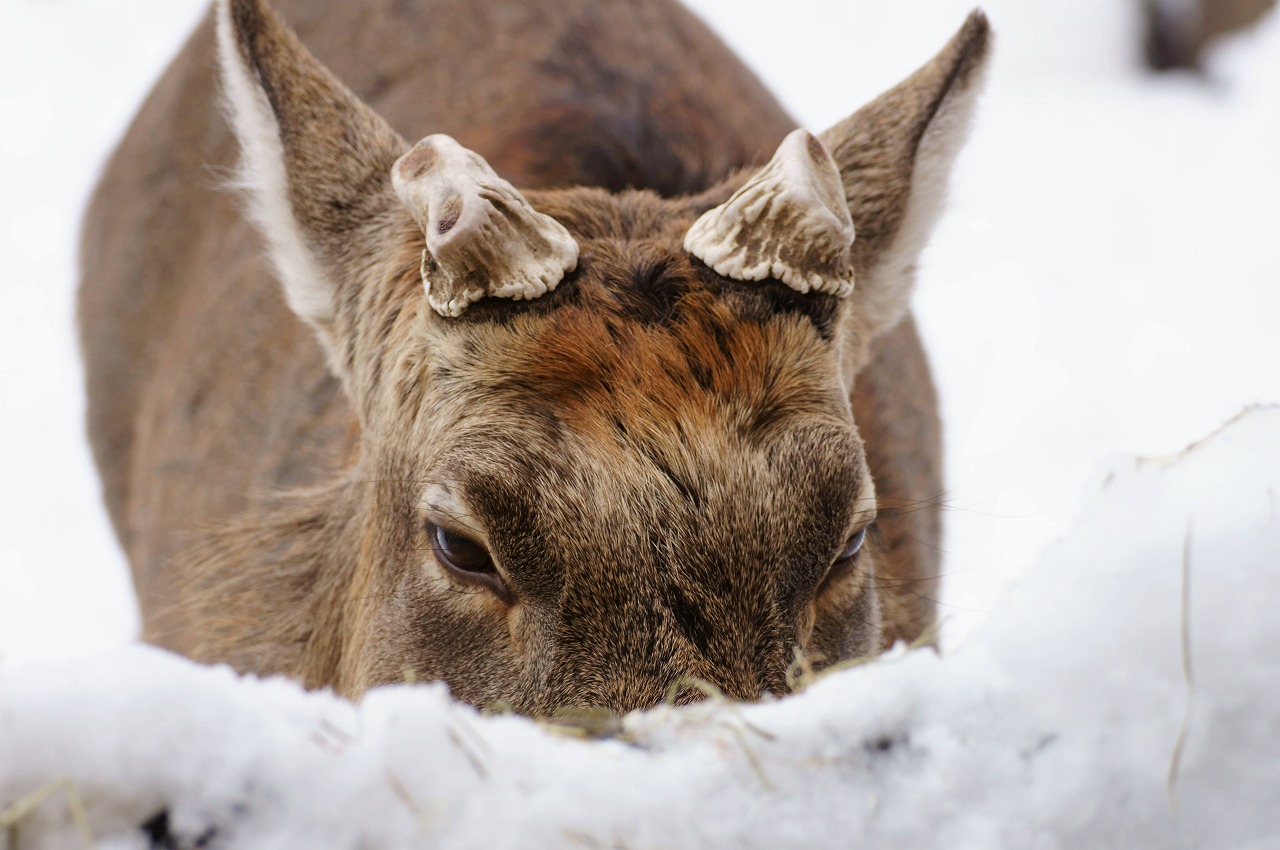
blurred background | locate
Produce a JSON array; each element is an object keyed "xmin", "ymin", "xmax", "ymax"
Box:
[{"xmin": 1, "ymin": 0, "xmax": 1277, "ymax": 663}]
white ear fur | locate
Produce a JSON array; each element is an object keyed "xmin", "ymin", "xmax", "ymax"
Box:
[
  {"xmin": 214, "ymin": 0, "xmax": 336, "ymax": 325},
  {"xmin": 854, "ymin": 52, "xmax": 988, "ymax": 334}
]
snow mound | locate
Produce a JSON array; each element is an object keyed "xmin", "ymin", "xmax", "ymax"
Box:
[{"xmin": 2, "ymin": 407, "xmax": 1278, "ymax": 849}]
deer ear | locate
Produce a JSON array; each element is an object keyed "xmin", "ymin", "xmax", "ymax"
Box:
[
  {"xmin": 216, "ymin": 0, "xmax": 407, "ymax": 328},
  {"xmin": 821, "ymin": 10, "xmax": 991, "ymax": 342}
]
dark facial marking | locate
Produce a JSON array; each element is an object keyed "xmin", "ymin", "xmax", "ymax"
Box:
[
  {"xmin": 644, "ymin": 447, "xmax": 702, "ymax": 508},
  {"xmin": 663, "ymin": 581, "xmax": 714, "ymax": 653},
  {"xmin": 614, "ymin": 256, "xmax": 691, "ymax": 328},
  {"xmin": 441, "ymin": 264, "xmax": 586, "ymax": 326},
  {"xmin": 710, "ymin": 270, "xmax": 841, "ymax": 342}
]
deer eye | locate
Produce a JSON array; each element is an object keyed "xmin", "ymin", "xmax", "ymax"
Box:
[
  {"xmin": 429, "ymin": 524, "xmax": 509, "ymax": 600},
  {"xmin": 836, "ymin": 528, "xmax": 867, "ymax": 563},
  {"xmin": 432, "ymin": 525, "xmax": 493, "ymax": 572},
  {"xmin": 818, "ymin": 527, "xmax": 869, "ymax": 595}
]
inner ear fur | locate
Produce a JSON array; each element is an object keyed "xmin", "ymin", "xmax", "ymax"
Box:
[
  {"xmin": 821, "ymin": 10, "xmax": 991, "ymax": 344},
  {"xmin": 216, "ymin": 0, "xmax": 408, "ymax": 338}
]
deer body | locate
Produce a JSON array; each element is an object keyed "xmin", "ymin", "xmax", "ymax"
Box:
[{"xmin": 80, "ymin": 0, "xmax": 988, "ymax": 713}]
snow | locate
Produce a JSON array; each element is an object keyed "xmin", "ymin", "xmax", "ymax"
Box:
[
  {"xmin": 3, "ymin": 405, "xmax": 1278, "ymax": 848},
  {"xmin": 2, "ymin": 0, "xmax": 1279, "ymax": 845}
]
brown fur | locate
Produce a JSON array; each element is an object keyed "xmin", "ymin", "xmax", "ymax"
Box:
[{"xmin": 80, "ymin": 0, "xmax": 989, "ymax": 713}]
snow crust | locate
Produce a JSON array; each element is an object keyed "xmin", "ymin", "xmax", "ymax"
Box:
[{"xmin": 3, "ymin": 407, "xmax": 1277, "ymax": 849}]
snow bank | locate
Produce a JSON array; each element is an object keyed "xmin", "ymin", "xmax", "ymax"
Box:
[{"xmin": 3, "ymin": 406, "xmax": 1277, "ymax": 849}]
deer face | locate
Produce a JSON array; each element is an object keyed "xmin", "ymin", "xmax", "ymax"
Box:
[
  {"xmin": 344, "ymin": 191, "xmax": 876, "ymax": 711},
  {"xmin": 215, "ymin": 0, "xmax": 988, "ymax": 711}
]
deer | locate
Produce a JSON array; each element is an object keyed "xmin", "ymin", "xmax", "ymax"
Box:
[{"xmin": 79, "ymin": 0, "xmax": 990, "ymax": 715}]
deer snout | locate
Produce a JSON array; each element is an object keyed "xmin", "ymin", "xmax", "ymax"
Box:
[{"xmin": 540, "ymin": 611, "xmax": 791, "ymax": 713}]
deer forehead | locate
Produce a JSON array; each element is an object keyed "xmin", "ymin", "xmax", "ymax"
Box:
[
  {"xmin": 415, "ymin": 284, "xmax": 848, "ymax": 437},
  {"xmin": 414, "ymin": 366, "xmax": 868, "ymax": 526},
  {"xmin": 417, "ymin": 413, "xmax": 868, "ymax": 573}
]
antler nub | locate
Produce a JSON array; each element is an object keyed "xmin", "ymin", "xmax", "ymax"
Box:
[
  {"xmin": 684, "ymin": 129, "xmax": 855, "ymax": 297},
  {"xmin": 392, "ymin": 135, "xmax": 579, "ymax": 317}
]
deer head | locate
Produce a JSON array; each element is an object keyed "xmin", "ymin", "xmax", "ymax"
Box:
[{"xmin": 214, "ymin": 0, "xmax": 989, "ymax": 712}]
